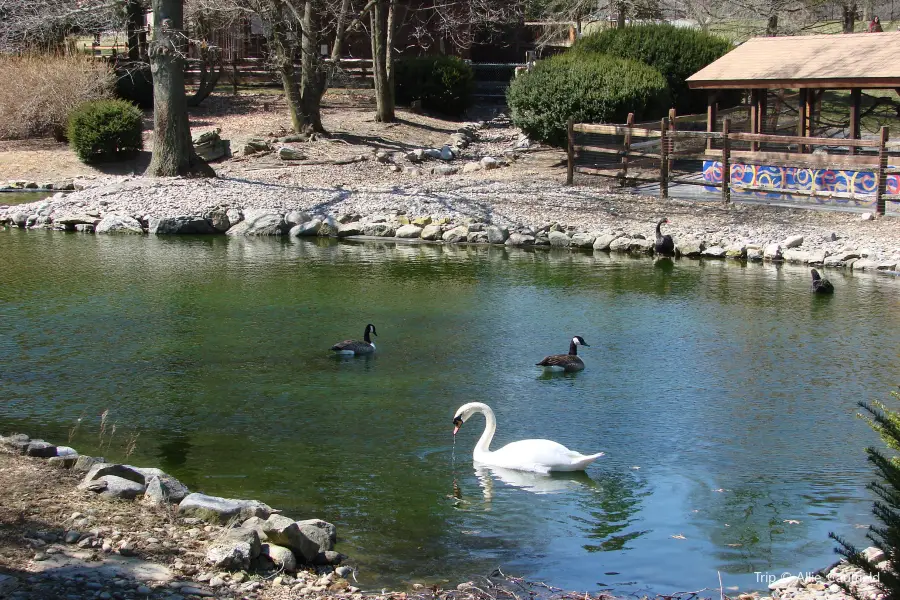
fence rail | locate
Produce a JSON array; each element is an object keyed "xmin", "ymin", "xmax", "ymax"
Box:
[{"xmin": 568, "ymin": 112, "xmax": 896, "ymax": 215}]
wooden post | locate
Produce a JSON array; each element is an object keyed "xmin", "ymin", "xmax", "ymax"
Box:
[
  {"xmin": 621, "ymin": 112, "xmax": 634, "ymax": 185},
  {"xmin": 797, "ymin": 88, "xmax": 808, "ymax": 142},
  {"xmin": 749, "ymin": 89, "xmax": 759, "ymax": 151},
  {"xmin": 804, "ymin": 89, "xmax": 815, "ymax": 153},
  {"xmin": 758, "ymin": 90, "xmax": 768, "ymax": 135},
  {"xmin": 722, "ymin": 118, "xmax": 731, "ymax": 205},
  {"xmin": 849, "ymin": 88, "xmax": 861, "ymax": 155},
  {"xmin": 875, "ymin": 126, "xmax": 889, "ymax": 215},
  {"xmin": 566, "ymin": 118, "xmax": 575, "ymax": 186},
  {"xmin": 667, "ymin": 108, "xmax": 676, "ymax": 176},
  {"xmin": 660, "ymin": 117, "xmax": 669, "ymax": 199},
  {"xmin": 707, "ymin": 92, "xmax": 718, "ymax": 151},
  {"xmin": 231, "ymin": 53, "xmax": 239, "ymax": 95}
]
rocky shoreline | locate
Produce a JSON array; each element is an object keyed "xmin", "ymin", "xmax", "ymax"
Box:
[
  {"xmin": 1, "ymin": 176, "xmax": 900, "ymax": 274},
  {"xmin": 0, "ymin": 432, "xmax": 891, "ymax": 600}
]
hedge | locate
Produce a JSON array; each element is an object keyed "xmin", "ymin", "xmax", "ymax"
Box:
[
  {"xmin": 572, "ymin": 23, "xmax": 732, "ymax": 115},
  {"xmin": 394, "ymin": 56, "xmax": 474, "ymax": 116},
  {"xmin": 506, "ymin": 53, "xmax": 670, "ymax": 147},
  {"xmin": 67, "ymin": 99, "xmax": 144, "ymax": 163}
]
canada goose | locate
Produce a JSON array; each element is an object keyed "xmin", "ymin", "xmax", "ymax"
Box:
[
  {"xmin": 452, "ymin": 402, "xmax": 604, "ymax": 473},
  {"xmin": 654, "ymin": 218, "xmax": 675, "ymax": 255},
  {"xmin": 331, "ymin": 323, "xmax": 377, "ymax": 355},
  {"xmin": 536, "ymin": 336, "xmax": 589, "ymax": 372},
  {"xmin": 811, "ymin": 269, "xmax": 834, "ymax": 294}
]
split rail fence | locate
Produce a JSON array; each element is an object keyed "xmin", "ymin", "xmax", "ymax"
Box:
[{"xmin": 566, "ymin": 112, "xmax": 900, "ymax": 215}]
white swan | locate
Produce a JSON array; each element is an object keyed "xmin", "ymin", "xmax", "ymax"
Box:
[{"xmin": 452, "ymin": 402, "xmax": 604, "ymax": 474}]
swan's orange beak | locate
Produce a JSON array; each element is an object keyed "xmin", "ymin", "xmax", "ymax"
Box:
[{"xmin": 452, "ymin": 416, "xmax": 463, "ymax": 435}]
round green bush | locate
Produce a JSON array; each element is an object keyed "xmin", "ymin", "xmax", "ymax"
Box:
[
  {"xmin": 394, "ymin": 56, "xmax": 474, "ymax": 116},
  {"xmin": 506, "ymin": 53, "xmax": 670, "ymax": 147},
  {"xmin": 67, "ymin": 99, "xmax": 143, "ymax": 163},
  {"xmin": 572, "ymin": 24, "xmax": 732, "ymax": 115}
]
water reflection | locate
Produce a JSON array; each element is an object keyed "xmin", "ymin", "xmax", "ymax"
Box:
[{"xmin": 474, "ymin": 464, "xmax": 598, "ymax": 499}]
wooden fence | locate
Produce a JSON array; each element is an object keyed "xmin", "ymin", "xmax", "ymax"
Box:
[
  {"xmin": 183, "ymin": 57, "xmax": 376, "ymax": 90},
  {"xmin": 567, "ymin": 113, "xmax": 900, "ymax": 215}
]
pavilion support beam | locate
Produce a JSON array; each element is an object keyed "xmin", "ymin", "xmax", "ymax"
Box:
[
  {"xmin": 849, "ymin": 88, "xmax": 861, "ymax": 155},
  {"xmin": 797, "ymin": 88, "xmax": 808, "ymax": 144},
  {"xmin": 749, "ymin": 89, "xmax": 760, "ymax": 151},
  {"xmin": 706, "ymin": 92, "xmax": 718, "ymax": 150},
  {"xmin": 758, "ymin": 90, "xmax": 768, "ymax": 134}
]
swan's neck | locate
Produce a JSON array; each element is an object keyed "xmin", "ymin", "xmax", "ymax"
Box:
[
  {"xmin": 656, "ymin": 221, "xmax": 663, "ymax": 239},
  {"xmin": 475, "ymin": 407, "xmax": 496, "ymax": 456},
  {"xmin": 568, "ymin": 340, "xmax": 578, "ymax": 356}
]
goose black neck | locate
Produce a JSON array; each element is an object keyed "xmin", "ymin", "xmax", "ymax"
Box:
[
  {"xmin": 364, "ymin": 329, "xmax": 372, "ymax": 343},
  {"xmin": 568, "ymin": 339, "xmax": 578, "ymax": 356}
]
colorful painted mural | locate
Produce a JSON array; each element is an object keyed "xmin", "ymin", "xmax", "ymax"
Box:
[{"xmin": 702, "ymin": 160, "xmax": 900, "ymax": 207}]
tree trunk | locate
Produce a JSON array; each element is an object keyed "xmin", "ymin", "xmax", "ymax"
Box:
[
  {"xmin": 268, "ymin": 1, "xmax": 305, "ymax": 133},
  {"xmin": 766, "ymin": 13, "xmax": 778, "ymax": 36},
  {"xmin": 299, "ymin": 0, "xmax": 326, "ymax": 132},
  {"xmin": 616, "ymin": 0, "xmax": 626, "ymax": 28},
  {"xmin": 146, "ymin": 0, "xmax": 215, "ymax": 178},
  {"xmin": 331, "ymin": 0, "xmax": 353, "ymax": 62},
  {"xmin": 371, "ymin": 0, "xmax": 395, "ymax": 122},
  {"xmin": 126, "ymin": 0, "xmax": 144, "ymax": 61},
  {"xmin": 842, "ymin": 3, "xmax": 857, "ymax": 32}
]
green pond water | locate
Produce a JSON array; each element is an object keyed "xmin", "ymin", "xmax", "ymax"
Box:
[
  {"xmin": 1, "ymin": 229, "xmax": 899, "ymax": 594},
  {"xmin": 0, "ymin": 191, "xmax": 54, "ymax": 206}
]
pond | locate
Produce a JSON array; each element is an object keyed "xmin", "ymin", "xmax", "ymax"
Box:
[
  {"xmin": 1, "ymin": 229, "xmax": 898, "ymax": 595},
  {"xmin": 0, "ymin": 190, "xmax": 54, "ymax": 206}
]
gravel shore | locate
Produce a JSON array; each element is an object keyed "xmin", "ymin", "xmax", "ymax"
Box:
[{"xmin": 2, "ymin": 173, "xmax": 900, "ymax": 269}]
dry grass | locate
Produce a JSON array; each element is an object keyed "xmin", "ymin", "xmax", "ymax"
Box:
[{"xmin": 0, "ymin": 54, "xmax": 114, "ymax": 141}]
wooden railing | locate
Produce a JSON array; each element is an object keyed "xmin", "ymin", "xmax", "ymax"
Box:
[{"xmin": 567, "ymin": 114, "xmax": 897, "ymax": 214}]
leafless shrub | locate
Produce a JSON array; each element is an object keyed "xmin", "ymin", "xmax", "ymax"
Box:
[{"xmin": 0, "ymin": 54, "xmax": 114, "ymax": 140}]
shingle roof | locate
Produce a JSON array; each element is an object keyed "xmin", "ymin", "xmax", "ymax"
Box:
[{"xmin": 687, "ymin": 31, "xmax": 900, "ymax": 89}]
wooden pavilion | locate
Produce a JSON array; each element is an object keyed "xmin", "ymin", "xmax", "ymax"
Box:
[{"xmin": 687, "ymin": 31, "xmax": 900, "ymax": 151}]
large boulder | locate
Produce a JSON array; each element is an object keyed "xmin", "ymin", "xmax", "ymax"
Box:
[
  {"xmin": 291, "ymin": 219, "xmax": 322, "ymax": 237},
  {"xmin": 149, "ymin": 216, "xmax": 215, "ymax": 235},
  {"xmin": 609, "ymin": 236, "xmax": 632, "ymax": 252},
  {"xmin": 80, "ymin": 476, "xmax": 145, "ymax": 500},
  {"xmin": 675, "ymin": 237, "xmax": 705, "ymax": 257},
  {"xmin": 204, "ymin": 209, "xmax": 231, "ymax": 233},
  {"xmin": 261, "ymin": 543, "xmax": 297, "ymax": 572},
  {"xmin": 225, "ymin": 210, "xmax": 286, "ymax": 236},
  {"xmin": 628, "ymin": 238, "xmax": 654, "ymax": 254},
  {"xmin": 96, "ymin": 215, "xmax": 143, "ymax": 234},
  {"xmin": 144, "ymin": 474, "xmax": 190, "ymax": 505},
  {"xmin": 420, "ymin": 224, "xmax": 442, "ymax": 241},
  {"xmin": 395, "ymin": 224, "xmax": 423, "ymax": 239},
  {"xmin": 505, "ymin": 233, "xmax": 534, "ymax": 246},
  {"xmin": 363, "ymin": 223, "xmax": 396, "ymax": 237},
  {"xmin": 593, "ymin": 233, "xmax": 622, "ymax": 251},
  {"xmin": 206, "ymin": 541, "xmax": 253, "ymax": 571},
  {"xmin": 442, "ymin": 226, "xmax": 469, "ymax": 243},
  {"xmin": 25, "ymin": 440, "xmax": 57, "ymax": 458},
  {"xmin": 548, "ymin": 231, "xmax": 571, "ymax": 247},
  {"xmin": 72, "ymin": 455, "xmax": 105, "ymax": 473},
  {"xmin": 570, "ymin": 232, "xmax": 596, "ymax": 248},
  {"xmin": 54, "ymin": 214, "xmax": 99, "ymax": 229},
  {"xmin": 284, "ymin": 211, "xmax": 311, "ymax": 227},
  {"xmin": 178, "ymin": 493, "xmax": 276, "ymax": 524},
  {"xmin": 485, "ymin": 226, "xmax": 509, "ymax": 244},
  {"xmin": 80, "ymin": 463, "xmax": 147, "ymax": 486},
  {"xmin": 337, "ymin": 222, "xmax": 363, "ymax": 238},
  {"xmin": 261, "ymin": 515, "xmax": 335, "ymax": 562}
]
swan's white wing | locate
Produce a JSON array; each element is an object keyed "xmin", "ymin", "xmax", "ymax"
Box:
[{"xmin": 481, "ymin": 439, "xmax": 602, "ymax": 472}]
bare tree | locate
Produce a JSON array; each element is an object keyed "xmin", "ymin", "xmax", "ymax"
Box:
[
  {"xmin": 0, "ymin": 0, "xmax": 123, "ymax": 53},
  {"xmin": 147, "ymin": 0, "xmax": 215, "ymax": 176}
]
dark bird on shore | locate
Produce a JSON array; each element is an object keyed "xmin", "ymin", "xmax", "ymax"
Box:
[
  {"xmin": 654, "ymin": 218, "xmax": 675, "ymax": 256},
  {"xmin": 811, "ymin": 269, "xmax": 834, "ymax": 294},
  {"xmin": 331, "ymin": 323, "xmax": 377, "ymax": 355},
  {"xmin": 536, "ymin": 336, "xmax": 589, "ymax": 372}
]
